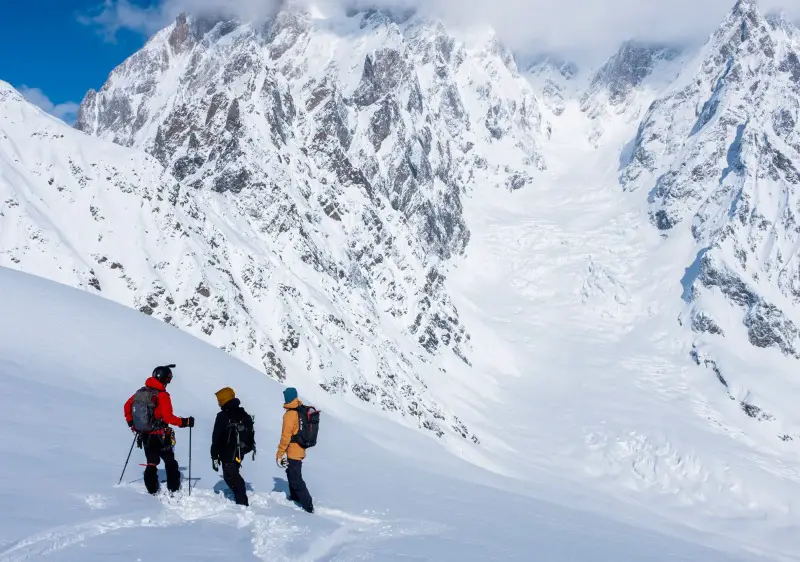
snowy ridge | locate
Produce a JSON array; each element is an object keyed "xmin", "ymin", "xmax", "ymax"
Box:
[
  {"xmin": 522, "ymin": 54, "xmax": 579, "ymax": 119},
  {"xmin": 621, "ymin": 0, "xmax": 800, "ymax": 428},
  {"xmin": 579, "ymin": 41, "xmax": 685, "ymax": 147},
  {"xmin": 68, "ymin": 6, "xmax": 557, "ymax": 440},
  {"xmin": 1, "ymin": 78, "xmax": 485, "ymax": 444},
  {"xmin": 7, "ymin": 1, "xmax": 800, "ymax": 557}
]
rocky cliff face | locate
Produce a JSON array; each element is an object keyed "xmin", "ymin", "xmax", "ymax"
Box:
[
  {"xmin": 70, "ymin": 7, "xmax": 551, "ymax": 439},
  {"xmin": 523, "ymin": 55, "xmax": 579, "ymax": 118},
  {"xmin": 10, "ymin": 0, "xmax": 800, "ymax": 441},
  {"xmin": 580, "ymin": 41, "xmax": 684, "ymax": 146},
  {"xmin": 621, "ymin": 0, "xmax": 800, "ymax": 413}
]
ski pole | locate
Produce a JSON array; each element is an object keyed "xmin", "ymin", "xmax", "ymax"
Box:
[
  {"xmin": 188, "ymin": 425, "xmax": 192, "ymax": 495},
  {"xmin": 118, "ymin": 433, "xmax": 137, "ymax": 485}
]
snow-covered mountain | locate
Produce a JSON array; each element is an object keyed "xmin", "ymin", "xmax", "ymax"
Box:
[
  {"xmin": 522, "ymin": 54, "xmax": 579, "ymax": 118},
  {"xmin": 580, "ymin": 41, "xmax": 684, "ymax": 146},
  {"xmin": 66, "ymin": 6, "xmax": 559, "ymax": 441},
  {"xmin": 6, "ymin": 0, "xmax": 800, "ymax": 556},
  {"xmin": 2, "ymin": 77, "xmax": 485, "ymax": 444},
  {"xmin": 621, "ymin": 0, "xmax": 800, "ymax": 425}
]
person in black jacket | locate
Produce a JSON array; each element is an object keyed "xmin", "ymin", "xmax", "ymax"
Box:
[{"xmin": 210, "ymin": 387, "xmax": 255, "ymax": 506}]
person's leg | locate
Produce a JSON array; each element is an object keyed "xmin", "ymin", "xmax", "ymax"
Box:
[
  {"xmin": 286, "ymin": 459, "xmax": 313, "ymax": 513},
  {"xmin": 285, "ymin": 463, "xmax": 297, "ymax": 501},
  {"xmin": 160, "ymin": 447, "xmax": 181, "ymax": 493},
  {"xmin": 222, "ymin": 462, "xmax": 249, "ymax": 506},
  {"xmin": 143, "ymin": 439, "xmax": 161, "ymax": 495}
]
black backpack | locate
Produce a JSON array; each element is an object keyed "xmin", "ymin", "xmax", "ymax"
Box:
[
  {"xmin": 131, "ymin": 387, "xmax": 161, "ymax": 432},
  {"xmin": 227, "ymin": 411, "xmax": 256, "ymax": 460},
  {"xmin": 291, "ymin": 405, "xmax": 320, "ymax": 449}
]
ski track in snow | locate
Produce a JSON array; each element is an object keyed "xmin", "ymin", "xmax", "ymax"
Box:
[{"xmin": 0, "ymin": 488, "xmax": 431, "ymax": 562}]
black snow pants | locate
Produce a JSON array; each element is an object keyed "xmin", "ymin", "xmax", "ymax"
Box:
[
  {"xmin": 222, "ymin": 461, "xmax": 249, "ymax": 506},
  {"xmin": 143, "ymin": 435, "xmax": 181, "ymax": 494},
  {"xmin": 286, "ymin": 459, "xmax": 313, "ymax": 513}
]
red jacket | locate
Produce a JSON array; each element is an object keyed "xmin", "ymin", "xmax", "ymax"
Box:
[{"xmin": 124, "ymin": 377, "xmax": 184, "ymax": 432}]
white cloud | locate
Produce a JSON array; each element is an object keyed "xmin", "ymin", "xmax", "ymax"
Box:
[
  {"xmin": 80, "ymin": 0, "xmax": 800, "ymax": 60},
  {"xmin": 18, "ymin": 86, "xmax": 80, "ymax": 124},
  {"xmin": 78, "ymin": 0, "xmax": 284, "ymax": 39},
  {"xmin": 77, "ymin": 0, "xmax": 166, "ymax": 41}
]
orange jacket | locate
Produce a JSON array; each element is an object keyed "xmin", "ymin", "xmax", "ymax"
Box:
[{"xmin": 276, "ymin": 398, "xmax": 306, "ymax": 461}]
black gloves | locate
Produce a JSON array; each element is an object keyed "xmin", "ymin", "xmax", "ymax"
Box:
[
  {"xmin": 181, "ymin": 416, "xmax": 195, "ymax": 428},
  {"xmin": 127, "ymin": 420, "xmax": 135, "ymax": 431},
  {"xmin": 212, "ymin": 459, "xmax": 220, "ymax": 472}
]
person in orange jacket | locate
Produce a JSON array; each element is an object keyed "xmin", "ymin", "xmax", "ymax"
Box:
[
  {"xmin": 124, "ymin": 365, "xmax": 194, "ymax": 495},
  {"xmin": 276, "ymin": 387, "xmax": 313, "ymax": 513}
]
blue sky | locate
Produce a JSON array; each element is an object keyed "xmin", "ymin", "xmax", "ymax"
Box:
[{"xmin": 0, "ymin": 0, "xmax": 152, "ymax": 123}]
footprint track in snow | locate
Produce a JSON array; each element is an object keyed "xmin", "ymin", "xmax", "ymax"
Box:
[
  {"xmin": 0, "ymin": 489, "xmax": 436, "ymax": 561},
  {"xmin": 0, "ymin": 513, "xmax": 154, "ymax": 561}
]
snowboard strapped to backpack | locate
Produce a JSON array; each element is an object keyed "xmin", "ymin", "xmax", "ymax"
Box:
[
  {"xmin": 227, "ymin": 412, "xmax": 256, "ymax": 461},
  {"xmin": 130, "ymin": 387, "xmax": 162, "ymax": 432},
  {"xmin": 291, "ymin": 405, "xmax": 320, "ymax": 449}
]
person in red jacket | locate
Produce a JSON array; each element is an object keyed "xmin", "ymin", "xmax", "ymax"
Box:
[{"xmin": 124, "ymin": 365, "xmax": 194, "ymax": 495}]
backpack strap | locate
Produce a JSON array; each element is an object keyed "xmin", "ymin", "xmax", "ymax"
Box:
[{"xmin": 288, "ymin": 407, "xmax": 300, "ymax": 443}]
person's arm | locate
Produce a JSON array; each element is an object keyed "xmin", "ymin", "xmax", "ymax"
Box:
[
  {"xmin": 210, "ymin": 413, "xmax": 224, "ymax": 459},
  {"xmin": 276, "ymin": 411, "xmax": 293, "ymax": 460},
  {"xmin": 156, "ymin": 392, "xmax": 186, "ymax": 427},
  {"xmin": 124, "ymin": 394, "xmax": 134, "ymax": 427}
]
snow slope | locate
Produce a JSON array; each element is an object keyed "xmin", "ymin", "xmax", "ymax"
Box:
[
  {"xmin": 429, "ymin": 4, "xmax": 800, "ymax": 557},
  {"xmin": 0, "ymin": 266, "xmax": 752, "ymax": 561},
  {"xmin": 0, "ymin": 76, "xmax": 485, "ymax": 445},
  {"xmin": 4, "ymin": 1, "xmax": 800, "ymax": 559},
  {"xmin": 620, "ymin": 1, "xmax": 800, "ymax": 437},
  {"xmin": 73, "ymin": 6, "xmax": 551, "ymax": 441},
  {"xmin": 446, "ymin": 87, "xmax": 800, "ymax": 560}
]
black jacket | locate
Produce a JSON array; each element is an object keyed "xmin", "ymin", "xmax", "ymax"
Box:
[{"xmin": 210, "ymin": 399, "xmax": 254, "ymax": 462}]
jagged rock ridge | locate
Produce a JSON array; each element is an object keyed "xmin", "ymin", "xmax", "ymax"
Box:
[
  {"xmin": 621, "ymin": 0, "xmax": 800, "ymax": 420},
  {"xmin": 69, "ymin": 7, "xmax": 552, "ymax": 439}
]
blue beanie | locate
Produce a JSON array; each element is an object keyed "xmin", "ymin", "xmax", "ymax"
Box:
[{"xmin": 283, "ymin": 387, "xmax": 298, "ymax": 404}]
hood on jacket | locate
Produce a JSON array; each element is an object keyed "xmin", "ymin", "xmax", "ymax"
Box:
[
  {"xmin": 221, "ymin": 398, "xmax": 241, "ymax": 411},
  {"xmin": 283, "ymin": 398, "xmax": 301, "ymax": 410},
  {"xmin": 145, "ymin": 377, "xmax": 167, "ymax": 392}
]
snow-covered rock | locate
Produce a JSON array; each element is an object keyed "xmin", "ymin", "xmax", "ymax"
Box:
[
  {"xmin": 2, "ymin": 77, "xmax": 485, "ymax": 442},
  {"xmin": 522, "ymin": 54, "xmax": 579, "ymax": 118},
  {"xmin": 8, "ymin": 0, "xmax": 800, "ymax": 555},
  {"xmin": 621, "ymin": 0, "xmax": 800, "ymax": 416},
  {"xmin": 71, "ymin": 7, "xmax": 555, "ymax": 438},
  {"xmin": 580, "ymin": 41, "xmax": 684, "ymax": 146},
  {"xmin": 4, "ymin": 7, "xmax": 557, "ymax": 442}
]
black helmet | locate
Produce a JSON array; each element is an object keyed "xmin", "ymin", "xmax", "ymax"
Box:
[{"xmin": 152, "ymin": 364, "xmax": 176, "ymax": 385}]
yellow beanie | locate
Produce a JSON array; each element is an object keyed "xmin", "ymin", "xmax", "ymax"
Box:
[{"xmin": 215, "ymin": 387, "xmax": 235, "ymax": 407}]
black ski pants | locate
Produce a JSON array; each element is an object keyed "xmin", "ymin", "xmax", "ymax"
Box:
[
  {"xmin": 222, "ymin": 461, "xmax": 249, "ymax": 506},
  {"xmin": 143, "ymin": 435, "xmax": 180, "ymax": 494},
  {"xmin": 286, "ymin": 459, "xmax": 313, "ymax": 513}
]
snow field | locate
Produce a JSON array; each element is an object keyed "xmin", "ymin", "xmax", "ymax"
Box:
[{"xmin": 0, "ymin": 266, "xmax": 757, "ymax": 561}]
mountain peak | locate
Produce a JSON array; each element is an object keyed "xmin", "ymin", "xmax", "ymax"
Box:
[
  {"xmin": 524, "ymin": 54, "xmax": 579, "ymax": 81},
  {"xmin": 719, "ymin": 0, "xmax": 770, "ymax": 38},
  {"xmin": 582, "ymin": 41, "xmax": 680, "ymax": 108},
  {"xmin": 731, "ymin": 0, "xmax": 759, "ymax": 17},
  {"xmin": 168, "ymin": 12, "xmax": 195, "ymax": 53},
  {"xmin": 69, "ymin": 4, "xmax": 551, "ymax": 440}
]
